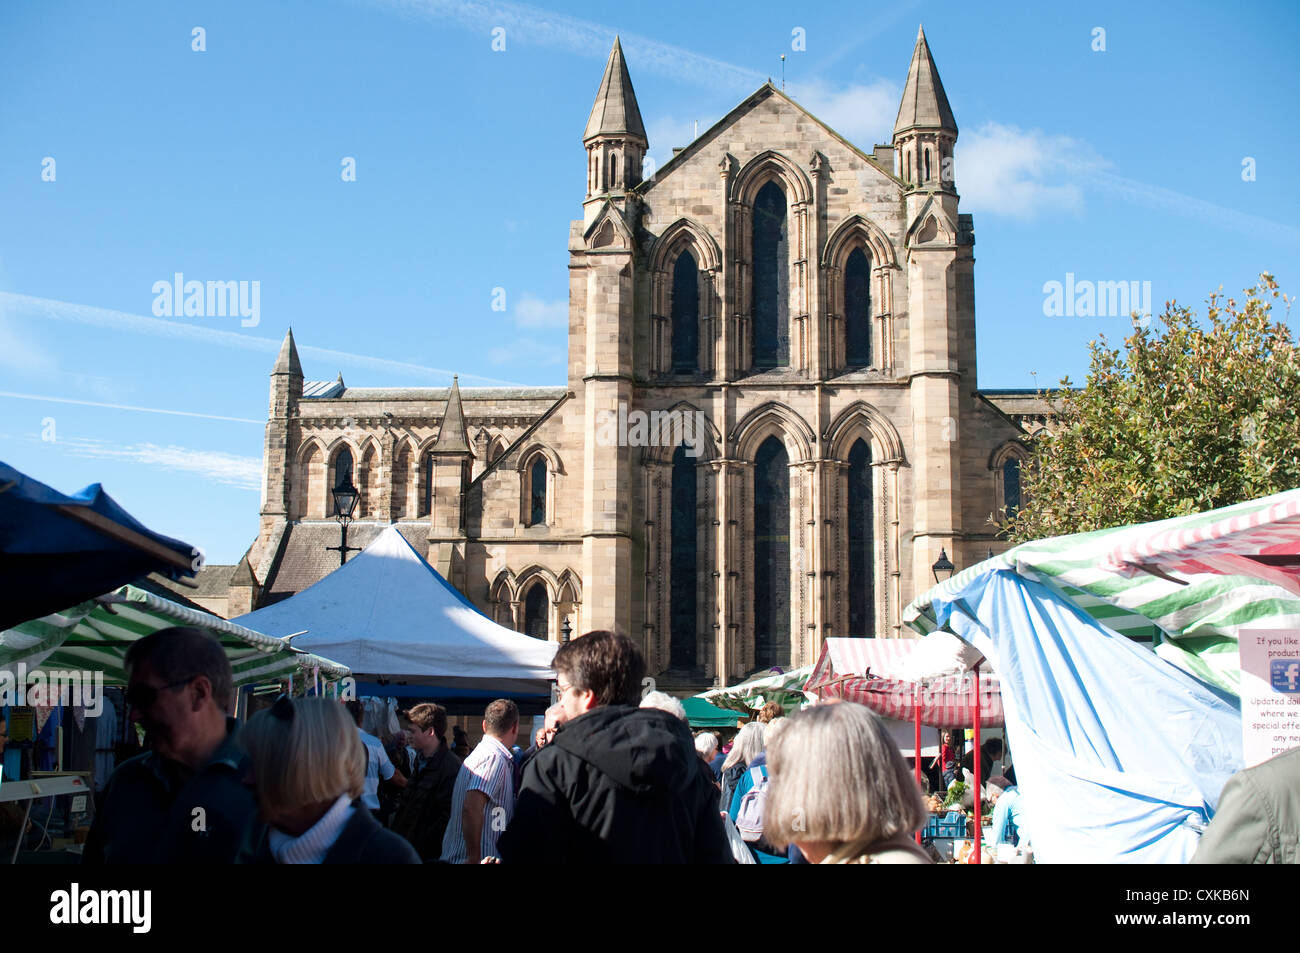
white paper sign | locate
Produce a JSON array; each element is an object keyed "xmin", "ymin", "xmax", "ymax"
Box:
[{"xmin": 1238, "ymin": 628, "xmax": 1300, "ymax": 767}]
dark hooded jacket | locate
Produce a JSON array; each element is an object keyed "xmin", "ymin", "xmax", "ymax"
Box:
[{"xmin": 497, "ymin": 705, "xmax": 733, "ymax": 864}]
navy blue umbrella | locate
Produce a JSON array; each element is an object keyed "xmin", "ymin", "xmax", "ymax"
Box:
[{"xmin": 0, "ymin": 461, "xmax": 198, "ymax": 630}]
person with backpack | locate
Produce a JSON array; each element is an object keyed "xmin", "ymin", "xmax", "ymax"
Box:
[{"xmin": 728, "ymin": 717, "xmax": 791, "ymax": 863}]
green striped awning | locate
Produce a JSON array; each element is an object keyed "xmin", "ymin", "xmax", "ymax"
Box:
[
  {"xmin": 904, "ymin": 490, "xmax": 1300, "ymax": 697},
  {"xmin": 696, "ymin": 665, "xmax": 814, "ymax": 715},
  {"xmin": 0, "ymin": 584, "xmax": 350, "ymax": 687}
]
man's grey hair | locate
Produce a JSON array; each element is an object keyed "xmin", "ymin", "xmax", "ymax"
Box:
[
  {"xmin": 694, "ymin": 731, "xmax": 719, "ymax": 761},
  {"xmin": 639, "ymin": 690, "xmax": 687, "ymax": 722},
  {"xmin": 765, "ymin": 702, "xmax": 925, "ymax": 851},
  {"xmin": 720, "ymin": 721, "xmax": 765, "ymax": 774}
]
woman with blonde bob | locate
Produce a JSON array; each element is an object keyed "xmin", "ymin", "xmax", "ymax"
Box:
[
  {"xmin": 242, "ymin": 696, "xmax": 419, "ymax": 864},
  {"xmin": 765, "ymin": 702, "xmax": 931, "ymax": 864}
]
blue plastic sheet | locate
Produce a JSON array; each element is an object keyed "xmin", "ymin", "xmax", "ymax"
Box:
[{"xmin": 931, "ymin": 570, "xmax": 1242, "ymax": 863}]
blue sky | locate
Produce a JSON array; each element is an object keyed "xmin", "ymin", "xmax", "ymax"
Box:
[{"xmin": 2, "ymin": 0, "xmax": 1298, "ymax": 564}]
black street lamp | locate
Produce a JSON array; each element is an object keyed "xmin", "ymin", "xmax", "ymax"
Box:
[
  {"xmin": 327, "ymin": 480, "xmax": 362, "ymax": 566},
  {"xmin": 561, "ymin": 619, "xmax": 572, "ymax": 643},
  {"xmin": 932, "ymin": 547, "xmax": 955, "ymax": 585}
]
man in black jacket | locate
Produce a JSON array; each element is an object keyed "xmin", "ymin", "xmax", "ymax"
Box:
[
  {"xmin": 389, "ymin": 702, "xmax": 462, "ymax": 861},
  {"xmin": 498, "ymin": 630, "xmax": 732, "ymax": 864}
]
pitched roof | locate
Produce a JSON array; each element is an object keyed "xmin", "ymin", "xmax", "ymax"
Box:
[
  {"xmin": 584, "ymin": 36, "xmax": 646, "ymax": 143},
  {"xmin": 893, "ymin": 25, "xmax": 957, "ymax": 136}
]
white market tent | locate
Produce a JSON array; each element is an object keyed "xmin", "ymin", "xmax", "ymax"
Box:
[{"xmin": 234, "ymin": 526, "xmax": 558, "ymax": 694}]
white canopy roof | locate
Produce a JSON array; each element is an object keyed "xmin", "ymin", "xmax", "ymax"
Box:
[{"xmin": 234, "ymin": 526, "xmax": 557, "ymax": 693}]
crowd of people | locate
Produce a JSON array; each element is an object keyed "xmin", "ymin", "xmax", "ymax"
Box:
[{"xmin": 74, "ymin": 623, "xmax": 1294, "ymax": 864}]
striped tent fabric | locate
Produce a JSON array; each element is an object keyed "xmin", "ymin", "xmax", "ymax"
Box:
[
  {"xmin": 904, "ymin": 490, "xmax": 1300, "ymax": 696},
  {"xmin": 1101, "ymin": 487, "xmax": 1300, "ymax": 597},
  {"xmin": 804, "ymin": 637, "xmax": 1004, "ymax": 728},
  {"xmin": 0, "ymin": 585, "xmax": 350, "ymax": 687},
  {"xmin": 695, "ymin": 665, "xmax": 814, "ymax": 715}
]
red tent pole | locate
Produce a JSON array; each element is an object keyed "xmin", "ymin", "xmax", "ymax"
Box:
[
  {"xmin": 972, "ymin": 662, "xmax": 982, "ymax": 865},
  {"xmin": 914, "ymin": 682, "xmax": 922, "ymax": 845}
]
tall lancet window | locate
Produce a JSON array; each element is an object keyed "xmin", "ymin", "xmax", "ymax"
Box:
[
  {"xmin": 751, "ymin": 181, "xmax": 789, "ymax": 369},
  {"xmin": 333, "ymin": 448, "xmax": 353, "ymax": 493},
  {"xmin": 529, "ymin": 457, "xmax": 547, "ymax": 526},
  {"xmin": 845, "ymin": 248, "xmax": 872, "ymax": 368},
  {"xmin": 847, "ymin": 439, "xmax": 875, "ymax": 636},
  {"xmin": 753, "ymin": 436, "xmax": 790, "ymax": 670},
  {"xmin": 1003, "ymin": 458, "xmax": 1021, "ymax": 517},
  {"xmin": 670, "ymin": 444, "xmax": 698, "ymax": 670},
  {"xmin": 524, "ymin": 585, "xmax": 548, "ymax": 640},
  {"xmin": 671, "ymin": 250, "xmax": 699, "ymax": 374}
]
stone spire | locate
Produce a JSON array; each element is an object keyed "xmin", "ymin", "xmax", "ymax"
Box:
[
  {"xmin": 893, "ymin": 25, "xmax": 958, "ymax": 193},
  {"xmin": 273, "ymin": 327, "xmax": 302, "ymax": 377},
  {"xmin": 584, "ymin": 37, "xmax": 647, "ymax": 208},
  {"xmin": 893, "ymin": 25, "xmax": 957, "ymax": 137},
  {"xmin": 584, "ymin": 36, "xmax": 646, "ymax": 143},
  {"xmin": 436, "ymin": 375, "xmax": 470, "ymax": 453}
]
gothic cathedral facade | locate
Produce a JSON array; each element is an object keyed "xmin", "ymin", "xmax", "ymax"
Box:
[{"xmin": 236, "ymin": 29, "xmax": 1038, "ymax": 691}]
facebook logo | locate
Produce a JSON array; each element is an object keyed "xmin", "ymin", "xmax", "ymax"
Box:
[{"xmin": 1270, "ymin": 659, "xmax": 1300, "ymax": 693}]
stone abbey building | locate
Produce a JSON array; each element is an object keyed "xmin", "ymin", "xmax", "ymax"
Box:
[{"xmin": 231, "ymin": 29, "xmax": 1042, "ymax": 691}]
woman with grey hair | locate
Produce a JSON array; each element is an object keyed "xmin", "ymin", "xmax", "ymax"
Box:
[
  {"xmin": 242, "ymin": 697, "xmax": 420, "ymax": 864},
  {"xmin": 718, "ymin": 721, "xmax": 765, "ymax": 812},
  {"xmin": 765, "ymin": 702, "xmax": 931, "ymax": 864}
]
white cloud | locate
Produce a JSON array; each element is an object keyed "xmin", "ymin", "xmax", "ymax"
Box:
[
  {"xmin": 0, "ymin": 292, "xmax": 520, "ymax": 386},
  {"xmin": 0, "ymin": 311, "xmax": 57, "ymax": 374},
  {"xmin": 370, "ymin": 0, "xmax": 763, "ymax": 92},
  {"xmin": 956, "ymin": 122, "xmax": 1108, "ymax": 220},
  {"xmin": 58, "ymin": 437, "xmax": 262, "ymax": 490},
  {"xmin": 488, "ymin": 337, "xmax": 565, "ymax": 366},
  {"xmin": 790, "ymin": 79, "xmax": 900, "ymax": 151},
  {"xmin": 514, "ymin": 293, "xmax": 567, "ymax": 328}
]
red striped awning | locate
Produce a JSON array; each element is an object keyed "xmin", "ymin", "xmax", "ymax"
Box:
[
  {"xmin": 805, "ymin": 638, "xmax": 1004, "ymax": 728},
  {"xmin": 1100, "ymin": 489, "xmax": 1300, "ymax": 596}
]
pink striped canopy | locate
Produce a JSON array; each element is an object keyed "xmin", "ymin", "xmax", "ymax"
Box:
[
  {"xmin": 1100, "ymin": 489, "xmax": 1300, "ymax": 597},
  {"xmin": 805, "ymin": 638, "xmax": 1004, "ymax": 728}
]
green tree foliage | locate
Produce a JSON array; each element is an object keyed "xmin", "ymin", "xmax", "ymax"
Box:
[{"xmin": 1006, "ymin": 275, "xmax": 1300, "ymax": 543}]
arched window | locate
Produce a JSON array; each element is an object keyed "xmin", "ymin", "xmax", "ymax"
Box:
[
  {"xmin": 333, "ymin": 447, "xmax": 353, "ymax": 491},
  {"xmin": 671, "ymin": 250, "xmax": 699, "ymax": 374},
  {"xmin": 751, "ymin": 181, "xmax": 789, "ymax": 370},
  {"xmin": 524, "ymin": 585, "xmax": 548, "ymax": 640},
  {"xmin": 847, "ymin": 439, "xmax": 874, "ymax": 636},
  {"xmin": 844, "ymin": 248, "xmax": 872, "ymax": 367},
  {"xmin": 670, "ymin": 444, "xmax": 698, "ymax": 669},
  {"xmin": 753, "ymin": 436, "xmax": 790, "ymax": 670},
  {"xmin": 529, "ymin": 456, "xmax": 547, "ymax": 526},
  {"xmin": 1003, "ymin": 458, "xmax": 1021, "ymax": 517},
  {"xmin": 924, "ymin": 147, "xmax": 931, "ymax": 183},
  {"xmin": 420, "ymin": 453, "xmax": 434, "ymax": 517}
]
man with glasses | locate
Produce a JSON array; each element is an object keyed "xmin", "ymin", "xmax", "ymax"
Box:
[
  {"xmin": 82, "ymin": 626, "xmax": 260, "ymax": 863},
  {"xmin": 498, "ymin": 630, "xmax": 731, "ymax": 864}
]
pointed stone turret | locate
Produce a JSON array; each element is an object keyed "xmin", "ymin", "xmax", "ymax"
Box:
[
  {"xmin": 584, "ymin": 37, "xmax": 647, "ymax": 221},
  {"xmin": 584, "ymin": 36, "xmax": 646, "ymax": 143},
  {"xmin": 436, "ymin": 375, "xmax": 470, "ymax": 453},
  {"xmin": 893, "ymin": 25, "xmax": 958, "ymax": 193},
  {"xmin": 894, "ymin": 25, "xmax": 957, "ymax": 137},
  {"xmin": 273, "ymin": 327, "xmax": 303, "ymax": 378}
]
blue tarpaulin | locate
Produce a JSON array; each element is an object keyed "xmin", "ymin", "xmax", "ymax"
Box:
[
  {"xmin": 0, "ymin": 461, "xmax": 197, "ymax": 630},
  {"xmin": 929, "ymin": 569, "xmax": 1242, "ymax": 863}
]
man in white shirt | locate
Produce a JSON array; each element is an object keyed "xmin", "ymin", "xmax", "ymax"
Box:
[
  {"xmin": 346, "ymin": 700, "xmax": 406, "ymax": 816},
  {"xmin": 440, "ymin": 699, "xmax": 519, "ymax": 864}
]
